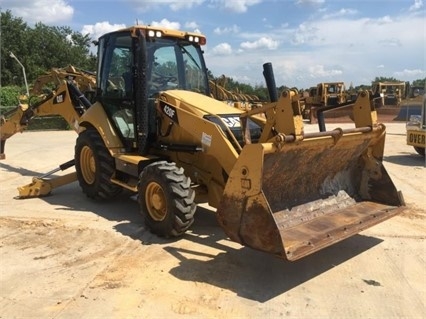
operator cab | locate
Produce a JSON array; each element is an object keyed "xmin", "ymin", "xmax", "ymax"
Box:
[{"xmin": 95, "ymin": 26, "xmax": 210, "ymax": 153}]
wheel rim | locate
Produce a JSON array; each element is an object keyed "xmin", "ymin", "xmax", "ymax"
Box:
[
  {"xmin": 145, "ymin": 182, "xmax": 167, "ymax": 221},
  {"xmin": 80, "ymin": 145, "xmax": 96, "ymax": 184}
]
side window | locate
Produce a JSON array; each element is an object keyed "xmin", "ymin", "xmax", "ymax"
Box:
[
  {"xmin": 107, "ymin": 47, "xmax": 133, "ymax": 97},
  {"xmin": 149, "ymin": 46, "xmax": 179, "ymax": 94},
  {"xmin": 99, "ymin": 34, "xmax": 133, "ymax": 98},
  {"xmin": 183, "ymin": 44, "xmax": 208, "ymax": 93},
  {"xmin": 98, "ymin": 33, "xmax": 135, "ymax": 141}
]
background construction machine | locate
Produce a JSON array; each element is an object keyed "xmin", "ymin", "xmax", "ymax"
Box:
[
  {"xmin": 301, "ymin": 82, "xmax": 349, "ymax": 123},
  {"xmin": 396, "ymin": 85, "xmax": 425, "ymax": 121},
  {"xmin": 371, "ymin": 81, "xmax": 406, "ymax": 107},
  {"xmin": 0, "ymin": 25, "xmax": 405, "ymax": 261}
]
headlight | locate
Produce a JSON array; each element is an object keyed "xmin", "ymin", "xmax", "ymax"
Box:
[
  {"xmin": 185, "ymin": 34, "xmax": 206, "ymax": 45},
  {"xmin": 148, "ymin": 30, "xmax": 162, "ymax": 38}
]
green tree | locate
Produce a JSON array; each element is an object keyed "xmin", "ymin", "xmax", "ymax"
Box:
[
  {"xmin": 0, "ymin": 10, "xmax": 29, "ymax": 86},
  {"xmin": 372, "ymin": 76, "xmax": 402, "ymax": 83},
  {"xmin": 0, "ymin": 86, "xmax": 23, "ymax": 108},
  {"xmin": 1, "ymin": 11, "xmax": 96, "ymax": 87},
  {"xmin": 412, "ymin": 78, "xmax": 426, "ymax": 87}
]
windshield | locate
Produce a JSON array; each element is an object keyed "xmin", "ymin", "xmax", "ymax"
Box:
[{"xmin": 146, "ymin": 37, "xmax": 209, "ymax": 97}]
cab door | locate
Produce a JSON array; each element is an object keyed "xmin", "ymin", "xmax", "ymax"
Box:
[{"xmin": 96, "ymin": 31, "xmax": 137, "ymax": 151}]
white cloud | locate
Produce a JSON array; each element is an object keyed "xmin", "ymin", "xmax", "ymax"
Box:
[
  {"xmin": 130, "ymin": 0, "xmax": 204, "ymax": 12},
  {"xmin": 308, "ymin": 65, "xmax": 343, "ymax": 78},
  {"xmin": 213, "ymin": 25, "xmax": 240, "ymax": 35},
  {"xmin": 291, "ymin": 23, "xmax": 319, "ymax": 45},
  {"xmin": 185, "ymin": 21, "xmax": 199, "ymax": 30},
  {"xmin": 130, "ymin": 0, "xmax": 261, "ymax": 12},
  {"xmin": 0, "ymin": 0, "xmax": 73, "ymax": 24},
  {"xmin": 240, "ymin": 37, "xmax": 279, "ymax": 50},
  {"xmin": 295, "ymin": 0, "xmax": 325, "ymax": 6},
  {"xmin": 211, "ymin": 43, "xmax": 233, "ymax": 55},
  {"xmin": 150, "ymin": 19, "xmax": 181, "ymax": 30},
  {"xmin": 213, "ymin": 0, "xmax": 262, "ymax": 13},
  {"xmin": 378, "ymin": 38, "xmax": 402, "ymax": 47},
  {"xmin": 394, "ymin": 69, "xmax": 425, "ymax": 77},
  {"xmin": 81, "ymin": 22, "xmax": 127, "ymax": 42},
  {"xmin": 409, "ymin": 0, "xmax": 423, "ymax": 11},
  {"xmin": 322, "ymin": 8, "xmax": 358, "ymax": 20},
  {"xmin": 3, "ymin": 0, "xmax": 424, "ymax": 89},
  {"xmin": 208, "ymin": 8, "xmax": 426, "ymax": 88},
  {"xmin": 373, "ymin": 15, "xmax": 393, "ymax": 25},
  {"xmin": 170, "ymin": 0, "xmax": 204, "ymax": 10}
]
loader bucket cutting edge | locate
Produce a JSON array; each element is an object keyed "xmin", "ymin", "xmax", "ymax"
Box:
[{"xmin": 216, "ymin": 127, "xmax": 404, "ymax": 261}]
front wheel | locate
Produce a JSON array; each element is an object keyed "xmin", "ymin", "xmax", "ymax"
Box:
[{"xmin": 138, "ymin": 161, "xmax": 196, "ymax": 237}]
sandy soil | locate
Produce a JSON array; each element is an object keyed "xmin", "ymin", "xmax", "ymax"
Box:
[{"xmin": 0, "ymin": 121, "xmax": 425, "ymax": 319}]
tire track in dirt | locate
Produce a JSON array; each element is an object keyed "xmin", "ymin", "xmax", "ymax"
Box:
[{"xmin": 0, "ymin": 216, "xmax": 130, "ymax": 318}]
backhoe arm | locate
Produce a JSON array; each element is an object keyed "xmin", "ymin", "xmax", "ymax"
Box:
[
  {"xmin": 16, "ymin": 159, "xmax": 77, "ymax": 198},
  {"xmin": 31, "ymin": 65, "xmax": 96, "ymax": 98},
  {"xmin": 0, "ymin": 81, "xmax": 91, "ymax": 159}
]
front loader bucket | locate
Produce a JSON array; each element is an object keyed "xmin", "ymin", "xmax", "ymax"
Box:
[{"xmin": 216, "ymin": 125, "xmax": 404, "ymax": 261}]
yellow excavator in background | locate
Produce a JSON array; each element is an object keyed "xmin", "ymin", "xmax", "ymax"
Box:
[{"xmin": 0, "ymin": 25, "xmax": 405, "ymax": 261}]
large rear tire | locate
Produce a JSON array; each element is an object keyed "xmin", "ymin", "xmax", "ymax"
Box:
[
  {"xmin": 138, "ymin": 161, "xmax": 196, "ymax": 237},
  {"xmin": 75, "ymin": 128, "xmax": 122, "ymax": 199}
]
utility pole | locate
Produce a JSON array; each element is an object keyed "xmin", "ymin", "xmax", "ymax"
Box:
[{"xmin": 9, "ymin": 52, "xmax": 30, "ymax": 97}]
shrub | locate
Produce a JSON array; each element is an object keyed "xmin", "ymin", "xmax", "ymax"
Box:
[
  {"xmin": 1, "ymin": 85, "xmax": 70, "ymax": 131},
  {"xmin": 0, "ymin": 86, "xmax": 24, "ymax": 107}
]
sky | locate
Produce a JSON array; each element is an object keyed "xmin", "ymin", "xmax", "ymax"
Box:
[{"xmin": 1, "ymin": 0, "xmax": 425, "ymax": 89}]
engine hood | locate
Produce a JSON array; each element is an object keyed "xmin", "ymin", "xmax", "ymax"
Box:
[{"xmin": 159, "ymin": 90, "xmax": 245, "ymax": 116}]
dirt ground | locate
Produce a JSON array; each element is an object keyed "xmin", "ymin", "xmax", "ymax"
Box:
[{"xmin": 0, "ymin": 121, "xmax": 425, "ymax": 319}]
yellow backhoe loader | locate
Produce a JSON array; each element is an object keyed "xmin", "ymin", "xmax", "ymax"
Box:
[{"xmin": 1, "ymin": 25, "xmax": 405, "ymax": 261}]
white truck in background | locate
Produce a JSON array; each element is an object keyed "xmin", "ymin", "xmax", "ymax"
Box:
[{"xmin": 406, "ymin": 86, "xmax": 426, "ymax": 157}]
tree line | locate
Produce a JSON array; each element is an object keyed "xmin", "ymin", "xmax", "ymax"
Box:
[{"xmin": 1, "ymin": 11, "xmax": 96, "ymax": 86}]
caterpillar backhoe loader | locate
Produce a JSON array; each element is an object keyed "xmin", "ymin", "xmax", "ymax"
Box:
[{"xmin": 1, "ymin": 25, "xmax": 405, "ymax": 261}]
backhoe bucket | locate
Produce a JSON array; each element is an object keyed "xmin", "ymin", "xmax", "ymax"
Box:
[{"xmin": 216, "ymin": 125, "xmax": 404, "ymax": 261}]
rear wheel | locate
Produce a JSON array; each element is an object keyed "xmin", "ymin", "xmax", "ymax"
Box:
[
  {"xmin": 75, "ymin": 128, "xmax": 122, "ymax": 199},
  {"xmin": 414, "ymin": 146, "xmax": 425, "ymax": 157},
  {"xmin": 138, "ymin": 161, "xmax": 196, "ymax": 237}
]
